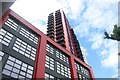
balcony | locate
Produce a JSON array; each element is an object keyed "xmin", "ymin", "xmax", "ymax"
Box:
[
  {"xmin": 49, "ymin": 35, "xmax": 54, "ymax": 38},
  {"xmin": 55, "ymin": 11, "xmax": 60, "ymax": 14},
  {"xmin": 47, "ymin": 35, "xmax": 54, "ymax": 39},
  {"xmin": 47, "ymin": 27, "xmax": 54, "ymax": 31},
  {"xmin": 47, "ymin": 33, "xmax": 54, "ymax": 40},
  {"xmin": 55, "ymin": 10, "xmax": 60, "ymax": 13},
  {"xmin": 74, "ymin": 42, "xmax": 79, "ymax": 46},
  {"xmin": 47, "ymin": 24, "xmax": 54, "ymax": 27},
  {"xmin": 56, "ymin": 24, "xmax": 62, "ymax": 28},
  {"xmin": 56, "ymin": 34, "xmax": 64, "ymax": 40},
  {"xmin": 56, "ymin": 17, "xmax": 62, "ymax": 21},
  {"xmin": 47, "ymin": 30, "xmax": 54, "ymax": 34},
  {"xmin": 49, "ymin": 12, "xmax": 54, "ymax": 16},
  {"xmin": 55, "ymin": 17, "xmax": 61, "ymax": 21},
  {"xmin": 47, "ymin": 26, "xmax": 54, "ymax": 29},
  {"xmin": 48, "ymin": 20, "xmax": 54, "ymax": 23},
  {"xmin": 55, "ymin": 13, "xmax": 61, "ymax": 17},
  {"xmin": 61, "ymin": 44, "xmax": 66, "ymax": 48},
  {"xmin": 56, "ymin": 27, "xmax": 63, "ymax": 32},
  {"xmin": 74, "ymin": 39, "xmax": 79, "ymax": 44},
  {"xmin": 49, "ymin": 37, "xmax": 54, "ymax": 40},
  {"xmin": 57, "ymin": 41, "xmax": 66, "ymax": 48},
  {"xmin": 55, "ymin": 17, "xmax": 61, "ymax": 20},
  {"xmin": 47, "ymin": 31, "xmax": 54, "ymax": 35},
  {"xmin": 55, "ymin": 11, "xmax": 61, "ymax": 15},
  {"xmin": 48, "ymin": 15, "xmax": 54, "ymax": 18},
  {"xmin": 56, "ymin": 30, "xmax": 63, "ymax": 35},
  {"xmin": 56, "ymin": 22, "xmax": 62, "ymax": 26},
  {"xmin": 55, "ymin": 19, "xmax": 62, "ymax": 23},
  {"xmin": 75, "ymin": 46, "xmax": 80, "ymax": 50},
  {"xmin": 47, "ymin": 21, "xmax": 54, "ymax": 25},
  {"xmin": 56, "ymin": 37, "xmax": 64, "ymax": 43},
  {"xmin": 48, "ymin": 18, "xmax": 54, "ymax": 21},
  {"xmin": 47, "ymin": 25, "xmax": 54, "ymax": 28},
  {"xmin": 56, "ymin": 26, "xmax": 63, "ymax": 31},
  {"xmin": 76, "ymin": 49, "xmax": 81, "ymax": 53},
  {"xmin": 47, "ymin": 32, "xmax": 54, "ymax": 36},
  {"xmin": 72, "ymin": 35, "xmax": 77, "ymax": 39},
  {"xmin": 56, "ymin": 14, "xmax": 61, "ymax": 17}
]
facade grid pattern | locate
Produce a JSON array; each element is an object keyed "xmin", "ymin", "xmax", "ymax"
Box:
[
  {"xmin": 45, "ymin": 55, "xmax": 54, "ymax": 71},
  {"xmin": 5, "ymin": 18, "xmax": 18, "ymax": 31},
  {"xmin": 2, "ymin": 55, "xmax": 34, "ymax": 79},
  {"xmin": 56, "ymin": 62, "xmax": 71, "ymax": 78},
  {"xmin": 45, "ymin": 73, "xmax": 54, "ymax": 80},
  {"xmin": 1, "ymin": 14, "xmax": 38, "ymax": 80},
  {"xmin": 19, "ymin": 27, "xmax": 38, "ymax": 44},
  {"xmin": 0, "ymin": 28, "xmax": 13, "ymax": 46},
  {"xmin": 46, "ymin": 44, "xmax": 69, "ymax": 64},
  {"xmin": 12, "ymin": 38, "xmax": 37, "ymax": 61},
  {"xmin": 45, "ymin": 43, "xmax": 71, "ymax": 79}
]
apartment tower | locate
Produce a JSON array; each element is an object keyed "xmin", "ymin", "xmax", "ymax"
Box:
[
  {"xmin": 1, "ymin": 3, "xmax": 94, "ymax": 80},
  {"xmin": 47, "ymin": 9, "xmax": 84, "ymax": 62}
]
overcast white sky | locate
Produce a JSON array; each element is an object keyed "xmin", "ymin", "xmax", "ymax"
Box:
[{"xmin": 10, "ymin": 0, "xmax": 119, "ymax": 78}]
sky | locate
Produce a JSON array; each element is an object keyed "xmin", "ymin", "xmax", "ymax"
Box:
[{"xmin": 10, "ymin": 0, "xmax": 119, "ymax": 78}]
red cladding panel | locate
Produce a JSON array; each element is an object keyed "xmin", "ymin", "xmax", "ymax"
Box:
[
  {"xmin": 60, "ymin": 9, "xmax": 71, "ymax": 52},
  {"xmin": 69, "ymin": 56, "xmax": 78, "ymax": 80},
  {"xmin": 89, "ymin": 68, "xmax": 95, "ymax": 80},
  {"xmin": 33, "ymin": 36, "xmax": 47, "ymax": 79}
]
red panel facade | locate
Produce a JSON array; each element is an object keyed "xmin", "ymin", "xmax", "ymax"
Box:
[
  {"xmin": 1, "ymin": 9, "xmax": 94, "ymax": 80},
  {"xmin": 60, "ymin": 9, "xmax": 70, "ymax": 51},
  {"xmin": 33, "ymin": 36, "xmax": 47, "ymax": 79}
]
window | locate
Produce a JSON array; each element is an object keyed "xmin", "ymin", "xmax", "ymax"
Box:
[
  {"xmin": 75, "ymin": 63, "xmax": 80, "ymax": 71},
  {"xmin": 0, "ymin": 28, "xmax": 13, "ymax": 46},
  {"xmin": 12, "ymin": 38, "xmax": 37, "ymax": 61},
  {"xmin": 55, "ymin": 50, "xmax": 69, "ymax": 64},
  {"xmin": 0, "ymin": 51, "xmax": 4, "ymax": 61},
  {"xmin": 2, "ymin": 56, "xmax": 34, "ymax": 79},
  {"xmin": 45, "ymin": 73, "xmax": 54, "ymax": 80},
  {"xmin": 85, "ymin": 69, "xmax": 89, "ymax": 76},
  {"xmin": 81, "ymin": 66, "xmax": 84, "ymax": 73},
  {"xmin": 75, "ymin": 62, "xmax": 89, "ymax": 76},
  {"xmin": 19, "ymin": 28, "xmax": 38, "ymax": 44},
  {"xmin": 82, "ymin": 76, "xmax": 86, "ymax": 80},
  {"xmin": 46, "ymin": 44, "xmax": 69, "ymax": 64},
  {"xmin": 45, "ymin": 56, "xmax": 54, "ymax": 71},
  {"xmin": 78, "ymin": 73, "xmax": 82, "ymax": 80},
  {"xmin": 78, "ymin": 73, "xmax": 89, "ymax": 80},
  {"xmin": 56, "ymin": 62, "xmax": 71, "ymax": 78},
  {"xmin": 46, "ymin": 44, "xmax": 54, "ymax": 54},
  {"xmin": 46, "ymin": 44, "xmax": 50, "ymax": 52},
  {"xmin": 5, "ymin": 18, "xmax": 18, "ymax": 31}
]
